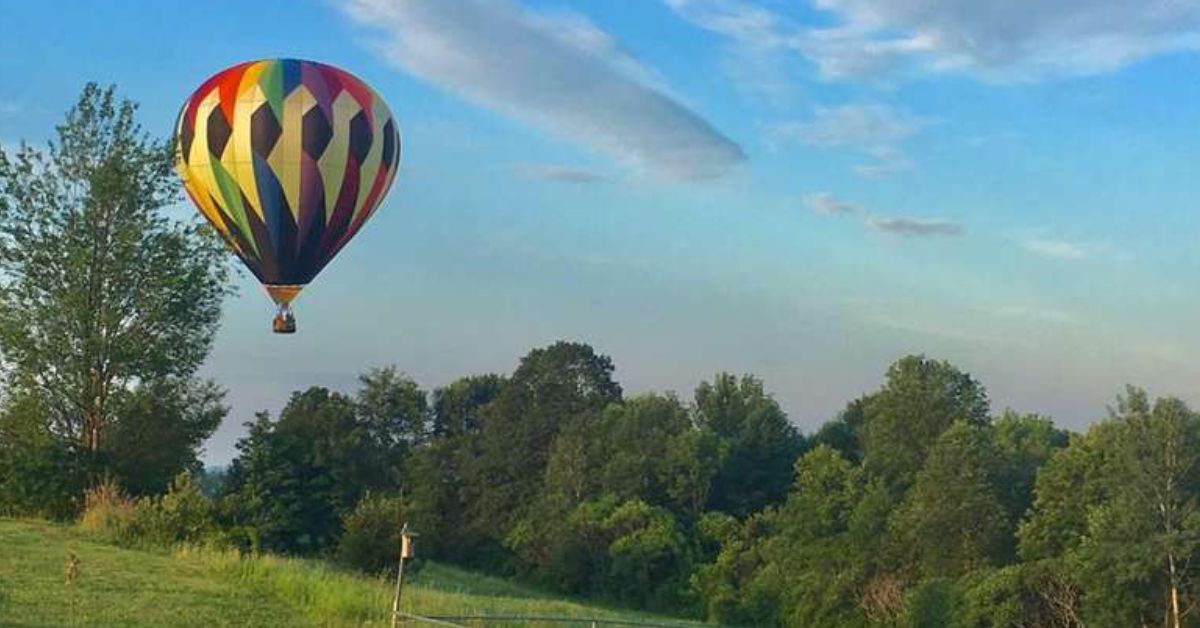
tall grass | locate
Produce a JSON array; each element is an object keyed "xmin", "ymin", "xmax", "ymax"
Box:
[{"xmin": 173, "ymin": 545, "xmax": 390, "ymax": 624}]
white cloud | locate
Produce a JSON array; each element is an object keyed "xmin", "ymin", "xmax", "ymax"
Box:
[
  {"xmin": 1020, "ymin": 237, "xmax": 1089, "ymax": 260},
  {"xmin": 866, "ymin": 215, "xmax": 963, "ymax": 237},
  {"xmin": 804, "ymin": 191, "xmax": 859, "ymax": 215},
  {"xmin": 667, "ymin": 0, "xmax": 1200, "ymax": 82},
  {"xmin": 343, "ymin": 0, "xmax": 745, "ymax": 180},
  {"xmin": 514, "ymin": 163, "xmax": 609, "ymax": 184},
  {"xmin": 806, "ymin": 0, "xmax": 1200, "ymax": 81},
  {"xmin": 0, "ymin": 101, "xmax": 19, "ymax": 116},
  {"xmin": 772, "ymin": 104, "xmax": 926, "ymax": 177},
  {"xmin": 772, "ymin": 104, "xmax": 926, "ymax": 147}
]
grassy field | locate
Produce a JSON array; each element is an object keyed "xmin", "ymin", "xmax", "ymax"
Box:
[{"xmin": 0, "ymin": 519, "xmax": 706, "ymax": 627}]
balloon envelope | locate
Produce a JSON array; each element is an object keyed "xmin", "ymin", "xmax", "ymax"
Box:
[{"xmin": 174, "ymin": 59, "xmax": 401, "ymax": 330}]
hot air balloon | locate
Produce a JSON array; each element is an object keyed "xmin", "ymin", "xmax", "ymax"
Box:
[{"xmin": 174, "ymin": 59, "xmax": 401, "ymax": 333}]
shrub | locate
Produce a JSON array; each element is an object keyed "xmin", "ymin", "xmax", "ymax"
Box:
[
  {"xmin": 335, "ymin": 493, "xmax": 408, "ymax": 574},
  {"xmin": 78, "ymin": 479, "xmax": 138, "ymax": 544},
  {"xmin": 131, "ymin": 473, "xmax": 217, "ymax": 546},
  {"xmin": 78, "ymin": 473, "xmax": 218, "ymax": 548}
]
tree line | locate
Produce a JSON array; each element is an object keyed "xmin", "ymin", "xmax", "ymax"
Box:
[{"xmin": 2, "ymin": 86, "xmax": 1199, "ymax": 627}]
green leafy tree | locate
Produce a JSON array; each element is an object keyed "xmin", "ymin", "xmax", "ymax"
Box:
[
  {"xmin": 223, "ymin": 385, "xmax": 407, "ymax": 553},
  {"xmin": 692, "ymin": 446, "xmax": 894, "ymax": 627},
  {"xmin": 603, "ymin": 499, "xmax": 692, "ymax": 611},
  {"xmin": 768, "ymin": 446, "xmax": 875, "ymax": 627},
  {"xmin": 860, "ymin": 355, "xmax": 990, "ymax": 491},
  {"xmin": 355, "ymin": 367, "xmax": 428, "ymax": 488},
  {"xmin": 691, "ymin": 510, "xmax": 782, "ymax": 626},
  {"xmin": 1080, "ymin": 389, "xmax": 1200, "ymax": 628},
  {"xmin": 890, "ymin": 421, "xmax": 1011, "ymax": 578},
  {"xmin": 101, "ymin": 378, "xmax": 225, "ymax": 495},
  {"xmin": 544, "ymin": 416, "xmax": 601, "ymax": 503},
  {"xmin": 694, "ymin": 373, "xmax": 804, "ymax": 517},
  {"xmin": 406, "ymin": 374, "xmax": 504, "ymax": 562},
  {"xmin": 811, "ymin": 397, "xmax": 867, "ymax": 464},
  {"xmin": 509, "ymin": 494, "xmax": 692, "ymax": 611},
  {"xmin": 357, "ymin": 367, "xmax": 429, "ymax": 451},
  {"xmin": 472, "ymin": 342, "xmax": 621, "ymax": 534},
  {"xmin": 0, "ymin": 84, "xmax": 230, "ymax": 458},
  {"xmin": 991, "ymin": 410, "xmax": 1068, "ymax": 522},
  {"xmin": 663, "ymin": 426, "xmax": 721, "ymax": 519},
  {"xmin": 430, "ymin": 374, "xmax": 504, "ymax": 439},
  {"xmin": 1021, "ymin": 387, "xmax": 1200, "ymax": 627},
  {"xmin": 1017, "ymin": 426, "xmax": 1111, "ymax": 561},
  {"xmin": 335, "ymin": 492, "xmax": 407, "ymax": 574},
  {"xmin": 952, "ymin": 562, "xmax": 1083, "ymax": 628},
  {"xmin": 593, "ymin": 394, "xmax": 692, "ymax": 508}
]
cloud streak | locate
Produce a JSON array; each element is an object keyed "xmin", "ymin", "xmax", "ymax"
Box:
[
  {"xmin": 866, "ymin": 216, "xmax": 963, "ymax": 237},
  {"xmin": 808, "ymin": 191, "xmax": 962, "ymax": 239},
  {"xmin": 343, "ymin": 0, "xmax": 745, "ymax": 180},
  {"xmin": 1020, "ymin": 237, "xmax": 1089, "ymax": 260},
  {"xmin": 804, "ymin": 191, "xmax": 859, "ymax": 215}
]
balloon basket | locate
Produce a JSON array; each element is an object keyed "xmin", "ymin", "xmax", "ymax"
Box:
[{"xmin": 272, "ymin": 304, "xmax": 296, "ymax": 334}]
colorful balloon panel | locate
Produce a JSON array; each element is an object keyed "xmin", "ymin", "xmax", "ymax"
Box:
[{"xmin": 174, "ymin": 59, "xmax": 401, "ymax": 301}]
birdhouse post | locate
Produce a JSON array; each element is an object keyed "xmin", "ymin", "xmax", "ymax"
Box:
[{"xmin": 391, "ymin": 523, "xmax": 417, "ymax": 628}]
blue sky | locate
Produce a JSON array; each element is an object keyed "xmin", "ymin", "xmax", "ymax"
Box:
[{"xmin": 2, "ymin": 0, "xmax": 1199, "ymax": 464}]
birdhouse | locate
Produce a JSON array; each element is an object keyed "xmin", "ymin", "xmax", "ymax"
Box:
[{"xmin": 400, "ymin": 524, "xmax": 417, "ymax": 559}]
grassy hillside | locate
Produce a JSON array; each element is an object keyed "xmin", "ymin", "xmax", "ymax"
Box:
[{"xmin": 0, "ymin": 519, "xmax": 705, "ymax": 627}]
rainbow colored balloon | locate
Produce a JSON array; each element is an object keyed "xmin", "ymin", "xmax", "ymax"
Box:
[{"xmin": 174, "ymin": 59, "xmax": 401, "ymax": 333}]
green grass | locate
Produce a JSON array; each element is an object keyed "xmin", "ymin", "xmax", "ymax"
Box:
[{"xmin": 0, "ymin": 519, "xmax": 707, "ymax": 627}]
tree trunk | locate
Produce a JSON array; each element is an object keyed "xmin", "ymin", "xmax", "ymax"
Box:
[{"xmin": 1169, "ymin": 552, "xmax": 1181, "ymax": 628}]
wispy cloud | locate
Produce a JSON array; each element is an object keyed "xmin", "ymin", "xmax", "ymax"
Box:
[
  {"xmin": 664, "ymin": 0, "xmax": 783, "ymax": 44},
  {"xmin": 343, "ymin": 0, "xmax": 745, "ymax": 180},
  {"xmin": 771, "ymin": 104, "xmax": 927, "ymax": 177},
  {"xmin": 0, "ymin": 101, "xmax": 19, "ymax": 116},
  {"xmin": 804, "ymin": 191, "xmax": 859, "ymax": 216},
  {"xmin": 866, "ymin": 216, "xmax": 963, "ymax": 237},
  {"xmin": 666, "ymin": 0, "xmax": 1200, "ymax": 82},
  {"xmin": 772, "ymin": 104, "xmax": 926, "ymax": 148},
  {"xmin": 514, "ymin": 163, "xmax": 609, "ymax": 184},
  {"xmin": 1020, "ymin": 237, "xmax": 1089, "ymax": 260},
  {"xmin": 803, "ymin": 0, "xmax": 1200, "ymax": 82}
]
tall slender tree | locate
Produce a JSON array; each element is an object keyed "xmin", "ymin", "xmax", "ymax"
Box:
[{"xmin": 0, "ymin": 84, "xmax": 230, "ymax": 455}]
